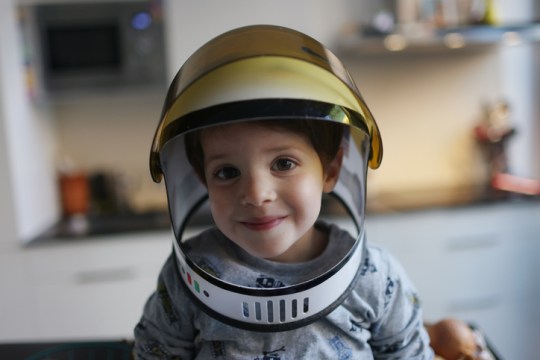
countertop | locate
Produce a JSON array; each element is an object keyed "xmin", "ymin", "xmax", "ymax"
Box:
[{"xmin": 30, "ymin": 185, "xmax": 538, "ymax": 244}]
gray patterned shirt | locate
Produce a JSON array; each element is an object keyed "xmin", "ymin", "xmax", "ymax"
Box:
[{"xmin": 134, "ymin": 222, "xmax": 434, "ymax": 359}]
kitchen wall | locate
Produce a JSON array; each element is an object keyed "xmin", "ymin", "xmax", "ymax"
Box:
[
  {"xmin": 3, "ymin": 0, "xmax": 538, "ymax": 242},
  {"xmin": 55, "ymin": 0, "xmax": 538, "ymax": 198},
  {"xmin": 50, "ymin": 0, "xmax": 352, "ymax": 215},
  {"xmin": 52, "ymin": 91, "xmax": 168, "ymax": 213},
  {"xmin": 343, "ymin": 52, "xmax": 500, "ymax": 193}
]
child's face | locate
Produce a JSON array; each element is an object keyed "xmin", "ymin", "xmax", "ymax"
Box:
[{"xmin": 199, "ymin": 122, "xmax": 341, "ymax": 263}]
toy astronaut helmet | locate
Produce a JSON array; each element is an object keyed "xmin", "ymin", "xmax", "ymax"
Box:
[{"xmin": 150, "ymin": 25, "xmax": 382, "ymax": 331}]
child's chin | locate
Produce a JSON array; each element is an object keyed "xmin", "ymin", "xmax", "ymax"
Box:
[
  {"xmin": 250, "ymin": 247, "xmax": 286, "ymax": 260},
  {"xmin": 246, "ymin": 244, "xmax": 290, "ymax": 261}
]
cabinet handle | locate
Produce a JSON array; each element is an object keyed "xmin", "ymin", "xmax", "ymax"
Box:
[
  {"xmin": 75, "ymin": 267, "xmax": 137, "ymax": 284},
  {"xmin": 446, "ymin": 295, "xmax": 500, "ymax": 312},
  {"xmin": 445, "ymin": 235, "xmax": 499, "ymax": 252}
]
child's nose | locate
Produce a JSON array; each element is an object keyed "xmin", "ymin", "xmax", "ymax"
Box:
[{"xmin": 240, "ymin": 172, "xmax": 276, "ymax": 207}]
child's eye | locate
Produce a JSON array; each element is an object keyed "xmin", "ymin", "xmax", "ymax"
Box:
[
  {"xmin": 272, "ymin": 158, "xmax": 296, "ymax": 172},
  {"xmin": 215, "ymin": 166, "xmax": 240, "ymax": 180}
]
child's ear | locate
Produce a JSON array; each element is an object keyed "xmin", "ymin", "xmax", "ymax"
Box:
[{"xmin": 323, "ymin": 147, "xmax": 343, "ymax": 193}]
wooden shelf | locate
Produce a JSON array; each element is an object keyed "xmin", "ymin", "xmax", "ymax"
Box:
[{"xmin": 336, "ymin": 23, "xmax": 540, "ymax": 57}]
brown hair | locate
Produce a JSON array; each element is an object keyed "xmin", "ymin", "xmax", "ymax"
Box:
[{"xmin": 184, "ymin": 120, "xmax": 344, "ymax": 182}]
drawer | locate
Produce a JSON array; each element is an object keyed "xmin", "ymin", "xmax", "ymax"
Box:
[
  {"xmin": 436, "ymin": 231, "xmax": 509, "ymax": 298},
  {"xmin": 25, "ymin": 231, "xmax": 173, "ymax": 285},
  {"xmin": 33, "ymin": 273, "xmax": 157, "ymax": 339}
]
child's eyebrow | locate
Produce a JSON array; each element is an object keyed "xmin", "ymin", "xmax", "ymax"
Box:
[
  {"xmin": 204, "ymin": 153, "xmax": 228, "ymax": 165},
  {"xmin": 267, "ymin": 144, "xmax": 309, "ymax": 156},
  {"xmin": 205, "ymin": 143, "xmax": 306, "ymax": 164}
]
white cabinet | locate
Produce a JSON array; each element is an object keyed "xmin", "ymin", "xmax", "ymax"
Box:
[
  {"xmin": 1, "ymin": 202, "xmax": 538, "ymax": 359},
  {"xmin": 0, "ymin": 249, "xmax": 40, "ymax": 340},
  {"xmin": 505, "ymin": 202, "xmax": 540, "ymax": 359},
  {"xmin": 20, "ymin": 231, "xmax": 173, "ymax": 341},
  {"xmin": 365, "ymin": 201, "xmax": 540, "ymax": 360}
]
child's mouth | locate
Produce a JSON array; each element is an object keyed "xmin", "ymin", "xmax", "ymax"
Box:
[{"xmin": 240, "ymin": 216, "xmax": 287, "ymax": 231}]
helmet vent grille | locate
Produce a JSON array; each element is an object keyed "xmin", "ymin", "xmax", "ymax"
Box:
[{"xmin": 241, "ymin": 297, "xmax": 310, "ymax": 323}]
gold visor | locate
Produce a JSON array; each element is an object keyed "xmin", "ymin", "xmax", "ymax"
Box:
[{"xmin": 150, "ymin": 25, "xmax": 382, "ymax": 182}]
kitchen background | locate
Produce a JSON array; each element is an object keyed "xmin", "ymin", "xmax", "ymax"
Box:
[{"xmin": 0, "ymin": 0, "xmax": 539, "ymax": 358}]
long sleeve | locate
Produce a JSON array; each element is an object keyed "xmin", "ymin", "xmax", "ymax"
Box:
[
  {"xmin": 133, "ymin": 254, "xmax": 197, "ymax": 360},
  {"xmin": 133, "ymin": 228, "xmax": 434, "ymax": 359},
  {"xmin": 366, "ymin": 246, "xmax": 434, "ymax": 359}
]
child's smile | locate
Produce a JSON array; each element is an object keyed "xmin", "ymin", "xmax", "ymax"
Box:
[
  {"xmin": 240, "ymin": 215, "xmax": 288, "ymax": 231},
  {"xmin": 200, "ymin": 122, "xmax": 340, "ymax": 263}
]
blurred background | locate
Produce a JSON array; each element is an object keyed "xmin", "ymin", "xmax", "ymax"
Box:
[{"xmin": 0, "ymin": 0, "xmax": 539, "ymax": 358}]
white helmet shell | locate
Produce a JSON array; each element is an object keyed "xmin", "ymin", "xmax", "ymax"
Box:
[{"xmin": 150, "ymin": 25, "xmax": 382, "ymax": 331}]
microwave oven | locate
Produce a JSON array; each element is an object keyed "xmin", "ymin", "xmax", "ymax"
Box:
[{"xmin": 28, "ymin": 0, "xmax": 166, "ymax": 95}]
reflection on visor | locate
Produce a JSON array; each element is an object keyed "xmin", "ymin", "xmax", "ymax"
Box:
[{"xmin": 160, "ymin": 105, "xmax": 370, "ymax": 240}]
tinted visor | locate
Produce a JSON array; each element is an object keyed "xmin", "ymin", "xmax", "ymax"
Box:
[{"xmin": 150, "ymin": 26, "xmax": 382, "ymax": 183}]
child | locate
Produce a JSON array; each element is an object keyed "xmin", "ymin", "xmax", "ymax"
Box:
[{"xmin": 135, "ymin": 25, "xmax": 434, "ymax": 359}]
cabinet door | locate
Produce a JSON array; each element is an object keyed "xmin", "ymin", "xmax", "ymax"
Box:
[
  {"xmin": 365, "ymin": 210, "xmax": 447, "ymax": 320},
  {"xmin": 433, "ymin": 206, "xmax": 514, "ymax": 358},
  {"xmin": 365, "ymin": 205, "xmax": 515, "ymax": 358},
  {"xmin": 503, "ymin": 202, "xmax": 540, "ymax": 360},
  {"xmin": 0, "ymin": 250, "xmax": 40, "ymax": 341},
  {"xmin": 25, "ymin": 232, "xmax": 172, "ymax": 339}
]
